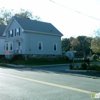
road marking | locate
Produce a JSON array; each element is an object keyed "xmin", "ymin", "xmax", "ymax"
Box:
[{"xmin": 0, "ymin": 72, "xmax": 92, "ymax": 94}]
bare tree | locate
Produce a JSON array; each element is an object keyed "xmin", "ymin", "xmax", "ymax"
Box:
[{"xmin": 0, "ymin": 8, "xmax": 41, "ymax": 25}]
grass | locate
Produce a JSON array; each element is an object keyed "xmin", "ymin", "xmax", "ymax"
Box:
[
  {"xmin": 0, "ymin": 55, "xmax": 100, "ymax": 66},
  {"xmin": 0, "ymin": 63, "xmax": 9, "ymax": 67},
  {"xmin": 11, "ymin": 58, "xmax": 69, "ymax": 65},
  {"xmin": 0, "ymin": 55, "xmax": 70, "ymax": 65}
]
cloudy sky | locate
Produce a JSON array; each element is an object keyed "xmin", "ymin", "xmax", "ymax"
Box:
[{"xmin": 0, "ymin": 0, "xmax": 100, "ymax": 38}]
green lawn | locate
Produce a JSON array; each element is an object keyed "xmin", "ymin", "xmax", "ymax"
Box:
[
  {"xmin": 10, "ymin": 58, "xmax": 69, "ymax": 65},
  {"xmin": 0, "ymin": 55, "xmax": 100, "ymax": 66},
  {"xmin": 0, "ymin": 56, "xmax": 70, "ymax": 65}
]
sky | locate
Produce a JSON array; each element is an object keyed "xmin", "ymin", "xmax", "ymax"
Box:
[{"xmin": 0, "ymin": 0, "xmax": 100, "ymax": 38}]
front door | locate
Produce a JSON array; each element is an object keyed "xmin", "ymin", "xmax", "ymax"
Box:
[{"xmin": 16, "ymin": 40, "xmax": 22, "ymax": 54}]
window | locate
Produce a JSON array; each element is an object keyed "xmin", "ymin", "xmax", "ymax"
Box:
[
  {"xmin": 39, "ymin": 43, "xmax": 41, "ymax": 50},
  {"xmin": 10, "ymin": 30, "xmax": 13, "ymax": 37},
  {"xmin": 54, "ymin": 43, "xmax": 57, "ymax": 51},
  {"xmin": 18, "ymin": 42, "xmax": 20, "ymax": 46},
  {"xmin": 16, "ymin": 28, "xmax": 19, "ymax": 35},
  {"xmin": 10, "ymin": 44, "xmax": 12, "ymax": 50},
  {"xmin": 6, "ymin": 43, "xmax": 8, "ymax": 50},
  {"xmin": 16, "ymin": 28, "xmax": 20, "ymax": 36},
  {"xmin": 38, "ymin": 42, "xmax": 43, "ymax": 50},
  {"xmin": 15, "ymin": 29, "xmax": 16, "ymax": 36}
]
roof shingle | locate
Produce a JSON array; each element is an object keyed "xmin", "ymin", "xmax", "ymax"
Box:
[
  {"xmin": 0, "ymin": 25, "xmax": 6, "ymax": 37},
  {"xmin": 14, "ymin": 17, "xmax": 63, "ymax": 36}
]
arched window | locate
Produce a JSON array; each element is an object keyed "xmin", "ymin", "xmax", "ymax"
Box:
[
  {"xmin": 38, "ymin": 42, "xmax": 43, "ymax": 50},
  {"xmin": 54, "ymin": 43, "xmax": 57, "ymax": 51},
  {"xmin": 39, "ymin": 43, "xmax": 41, "ymax": 50}
]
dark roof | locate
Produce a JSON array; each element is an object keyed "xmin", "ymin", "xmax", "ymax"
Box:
[
  {"xmin": 0, "ymin": 25, "xmax": 6, "ymax": 36},
  {"xmin": 14, "ymin": 17, "xmax": 63, "ymax": 36}
]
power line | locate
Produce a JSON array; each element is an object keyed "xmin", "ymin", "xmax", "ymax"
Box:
[{"xmin": 49, "ymin": 0, "xmax": 100, "ymax": 21}]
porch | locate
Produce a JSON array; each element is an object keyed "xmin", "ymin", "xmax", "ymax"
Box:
[
  {"xmin": 5, "ymin": 38, "xmax": 23, "ymax": 59},
  {"xmin": 5, "ymin": 50, "xmax": 22, "ymax": 59}
]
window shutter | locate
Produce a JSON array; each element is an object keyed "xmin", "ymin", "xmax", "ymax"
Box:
[
  {"xmin": 19, "ymin": 28, "xmax": 20, "ymax": 35},
  {"xmin": 15, "ymin": 29, "xmax": 16, "ymax": 36},
  {"xmin": 8, "ymin": 31, "xmax": 10, "ymax": 37},
  {"xmin": 12, "ymin": 30, "xmax": 13, "ymax": 37},
  {"xmin": 54, "ymin": 44, "xmax": 57, "ymax": 51}
]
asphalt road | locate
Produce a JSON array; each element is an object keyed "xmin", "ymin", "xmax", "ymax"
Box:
[{"xmin": 0, "ymin": 65, "xmax": 100, "ymax": 100}]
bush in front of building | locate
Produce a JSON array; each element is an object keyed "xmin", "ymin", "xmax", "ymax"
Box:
[{"xmin": 8, "ymin": 54, "xmax": 24, "ymax": 63}]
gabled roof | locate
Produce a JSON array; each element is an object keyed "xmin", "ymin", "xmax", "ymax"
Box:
[
  {"xmin": 0, "ymin": 25, "xmax": 6, "ymax": 37},
  {"xmin": 14, "ymin": 16, "xmax": 63, "ymax": 36}
]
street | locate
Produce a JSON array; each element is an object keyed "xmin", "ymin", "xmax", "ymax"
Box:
[{"xmin": 0, "ymin": 65, "xmax": 100, "ymax": 100}]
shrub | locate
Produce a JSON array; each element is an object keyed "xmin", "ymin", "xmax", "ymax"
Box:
[
  {"xmin": 9, "ymin": 54, "xmax": 24, "ymax": 63},
  {"xmin": 88, "ymin": 64, "xmax": 100, "ymax": 71},
  {"xmin": 89, "ymin": 65, "xmax": 96, "ymax": 70},
  {"xmin": 70, "ymin": 63, "xmax": 74, "ymax": 70},
  {"xmin": 81, "ymin": 63, "xmax": 88, "ymax": 70},
  {"xmin": 65, "ymin": 56, "xmax": 70, "ymax": 61},
  {"xmin": 0, "ymin": 64, "xmax": 8, "ymax": 67},
  {"xmin": 96, "ymin": 66, "xmax": 100, "ymax": 71},
  {"xmin": 92, "ymin": 54, "xmax": 99, "ymax": 60}
]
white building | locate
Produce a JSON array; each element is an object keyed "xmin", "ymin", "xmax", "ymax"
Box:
[
  {"xmin": 0, "ymin": 25, "xmax": 6, "ymax": 56},
  {"xmin": 3, "ymin": 16, "xmax": 63, "ymax": 59}
]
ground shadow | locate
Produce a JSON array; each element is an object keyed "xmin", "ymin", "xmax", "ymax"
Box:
[{"xmin": 1, "ymin": 65, "xmax": 100, "ymax": 78}]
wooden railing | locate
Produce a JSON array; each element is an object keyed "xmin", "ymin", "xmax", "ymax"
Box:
[{"xmin": 5, "ymin": 50, "xmax": 22, "ymax": 59}]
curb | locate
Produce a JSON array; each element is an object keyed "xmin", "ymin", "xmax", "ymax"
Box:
[
  {"xmin": 0, "ymin": 63, "xmax": 100, "ymax": 78},
  {"xmin": 7, "ymin": 63, "xmax": 70, "ymax": 68}
]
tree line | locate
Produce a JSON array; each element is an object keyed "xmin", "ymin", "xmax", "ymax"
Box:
[
  {"xmin": 0, "ymin": 8, "xmax": 40, "ymax": 25},
  {"xmin": 1, "ymin": 8, "xmax": 100, "ymax": 57},
  {"xmin": 62, "ymin": 34, "xmax": 100, "ymax": 56}
]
